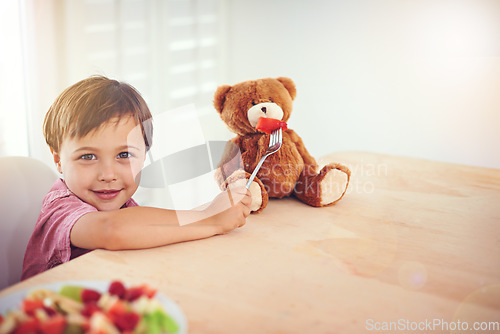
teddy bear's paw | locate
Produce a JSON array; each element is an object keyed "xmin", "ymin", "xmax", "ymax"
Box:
[
  {"xmin": 248, "ymin": 181, "xmax": 263, "ymax": 211},
  {"xmin": 319, "ymin": 165, "xmax": 350, "ymax": 206},
  {"xmin": 224, "ymin": 169, "xmax": 268, "ymax": 213}
]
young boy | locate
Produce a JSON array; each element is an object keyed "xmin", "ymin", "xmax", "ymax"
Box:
[{"xmin": 21, "ymin": 76, "xmax": 251, "ymax": 280}]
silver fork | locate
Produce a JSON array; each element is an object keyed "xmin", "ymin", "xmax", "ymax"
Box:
[{"xmin": 246, "ymin": 128, "xmax": 283, "ymax": 189}]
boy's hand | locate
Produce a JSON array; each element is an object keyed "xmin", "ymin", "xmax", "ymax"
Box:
[{"xmin": 205, "ymin": 180, "xmax": 252, "ymax": 234}]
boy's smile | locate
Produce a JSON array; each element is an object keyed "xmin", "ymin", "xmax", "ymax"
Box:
[
  {"xmin": 93, "ymin": 189, "xmax": 123, "ymax": 200},
  {"xmin": 52, "ymin": 115, "xmax": 146, "ymax": 211}
]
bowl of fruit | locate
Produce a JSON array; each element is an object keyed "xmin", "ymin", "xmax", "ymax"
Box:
[{"xmin": 0, "ymin": 280, "xmax": 187, "ymax": 334}]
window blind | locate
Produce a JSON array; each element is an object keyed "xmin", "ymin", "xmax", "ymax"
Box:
[{"xmin": 62, "ymin": 0, "xmax": 221, "ymax": 117}]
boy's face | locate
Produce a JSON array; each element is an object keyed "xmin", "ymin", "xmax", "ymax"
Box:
[{"xmin": 53, "ymin": 115, "xmax": 146, "ymax": 211}]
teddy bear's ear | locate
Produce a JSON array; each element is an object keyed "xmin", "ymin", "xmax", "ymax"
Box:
[
  {"xmin": 276, "ymin": 77, "xmax": 297, "ymax": 100},
  {"xmin": 213, "ymin": 84, "xmax": 231, "ymax": 113}
]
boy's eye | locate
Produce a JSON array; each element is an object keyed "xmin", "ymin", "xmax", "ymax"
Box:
[
  {"xmin": 118, "ymin": 152, "xmax": 132, "ymax": 159},
  {"xmin": 80, "ymin": 154, "xmax": 96, "ymax": 160}
]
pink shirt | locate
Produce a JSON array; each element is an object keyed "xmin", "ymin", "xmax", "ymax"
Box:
[{"xmin": 21, "ymin": 179, "xmax": 138, "ymax": 280}]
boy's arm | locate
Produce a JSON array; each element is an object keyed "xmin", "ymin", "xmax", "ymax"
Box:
[{"xmin": 71, "ymin": 187, "xmax": 252, "ymax": 250}]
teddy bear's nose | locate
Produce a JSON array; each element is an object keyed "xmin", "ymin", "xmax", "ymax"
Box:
[{"xmin": 261, "ymin": 107, "xmax": 267, "ymax": 113}]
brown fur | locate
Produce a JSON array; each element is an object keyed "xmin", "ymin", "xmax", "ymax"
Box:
[{"xmin": 214, "ymin": 77, "xmax": 350, "ymax": 212}]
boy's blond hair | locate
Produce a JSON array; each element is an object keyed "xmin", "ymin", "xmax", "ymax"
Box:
[{"xmin": 44, "ymin": 76, "xmax": 153, "ymax": 153}]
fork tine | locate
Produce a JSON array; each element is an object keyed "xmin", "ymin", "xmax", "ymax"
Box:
[
  {"xmin": 270, "ymin": 131, "xmax": 277, "ymax": 146},
  {"xmin": 245, "ymin": 128, "xmax": 283, "ymax": 189}
]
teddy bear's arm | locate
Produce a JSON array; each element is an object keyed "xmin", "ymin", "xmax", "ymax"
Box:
[
  {"xmin": 287, "ymin": 130, "xmax": 318, "ymax": 169},
  {"xmin": 214, "ymin": 136, "xmax": 245, "ymax": 187}
]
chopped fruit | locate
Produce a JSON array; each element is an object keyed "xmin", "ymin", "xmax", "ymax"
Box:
[
  {"xmin": 123, "ymin": 284, "xmax": 157, "ymax": 302},
  {"xmin": 108, "ymin": 299, "xmax": 128, "ymax": 316},
  {"xmin": 256, "ymin": 117, "xmax": 287, "ymax": 134},
  {"xmin": 14, "ymin": 317, "xmax": 39, "ymax": 334},
  {"xmin": 22, "ymin": 299, "xmax": 44, "ymax": 316},
  {"xmin": 112, "ymin": 311, "xmax": 140, "ymax": 331},
  {"xmin": 81, "ymin": 302, "xmax": 101, "ymax": 318},
  {"xmin": 139, "ymin": 284, "xmax": 157, "ymax": 298},
  {"xmin": 59, "ymin": 285, "xmax": 83, "ymax": 302},
  {"xmin": 108, "ymin": 281, "xmax": 126, "ymax": 298},
  {"xmin": 123, "ymin": 286, "xmax": 144, "ymax": 302},
  {"xmin": 142, "ymin": 309, "xmax": 179, "ymax": 334},
  {"xmin": 42, "ymin": 306, "xmax": 57, "ymax": 317},
  {"xmin": 39, "ymin": 314, "xmax": 66, "ymax": 334},
  {"xmin": 81, "ymin": 289, "xmax": 101, "ymax": 304}
]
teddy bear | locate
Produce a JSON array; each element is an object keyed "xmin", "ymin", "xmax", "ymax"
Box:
[{"xmin": 213, "ymin": 77, "xmax": 351, "ymax": 213}]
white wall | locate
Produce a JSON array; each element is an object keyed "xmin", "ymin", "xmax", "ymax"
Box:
[{"xmin": 221, "ymin": 0, "xmax": 500, "ymax": 169}]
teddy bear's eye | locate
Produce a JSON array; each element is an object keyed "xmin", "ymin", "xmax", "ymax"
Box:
[
  {"xmin": 269, "ymin": 98, "xmax": 273, "ymax": 103},
  {"xmin": 251, "ymin": 101, "xmax": 257, "ymax": 106}
]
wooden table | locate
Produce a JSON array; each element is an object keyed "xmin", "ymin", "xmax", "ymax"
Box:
[{"xmin": 1, "ymin": 152, "xmax": 499, "ymax": 333}]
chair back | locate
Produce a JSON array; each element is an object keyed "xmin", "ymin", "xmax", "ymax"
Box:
[{"xmin": 0, "ymin": 156, "xmax": 58, "ymax": 289}]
